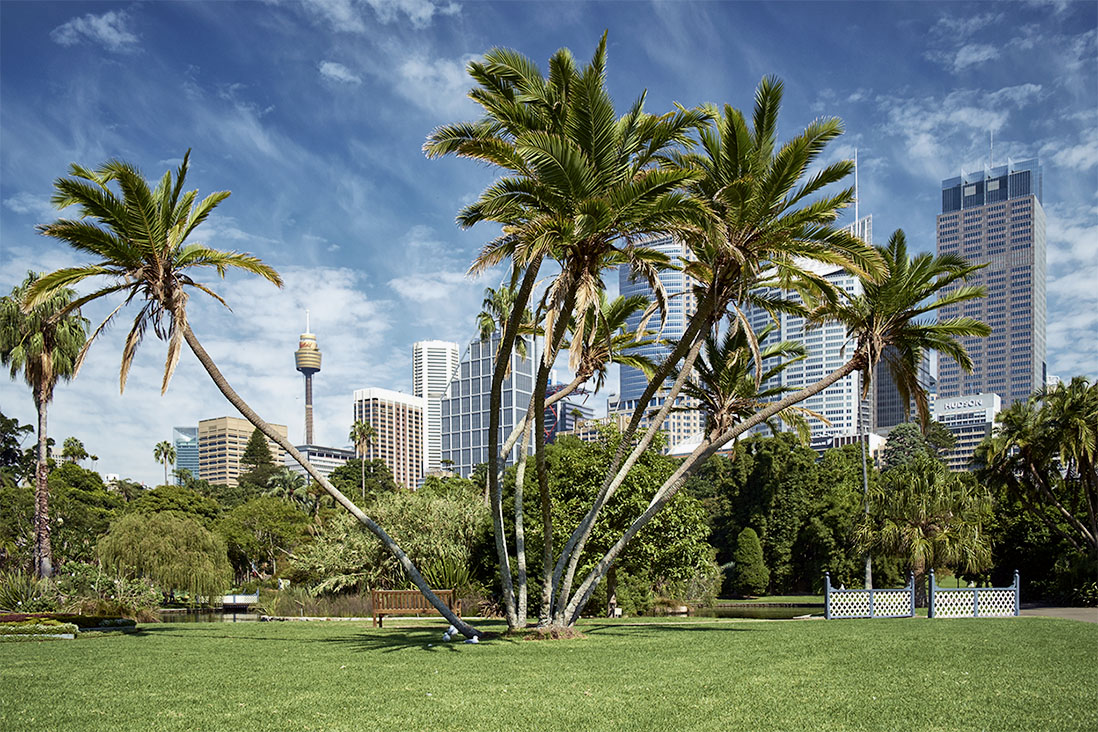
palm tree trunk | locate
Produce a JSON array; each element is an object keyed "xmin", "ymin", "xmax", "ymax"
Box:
[
  {"xmin": 859, "ymin": 370, "xmax": 872, "ymax": 590},
  {"xmin": 182, "ymin": 324, "xmax": 481, "ymax": 638},
  {"xmin": 360, "ymin": 454, "xmax": 365, "ymax": 502},
  {"xmin": 33, "ymin": 390, "xmax": 52, "ymax": 579}
]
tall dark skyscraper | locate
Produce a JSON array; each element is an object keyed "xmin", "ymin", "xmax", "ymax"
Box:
[{"xmin": 936, "ymin": 159, "xmax": 1046, "ymax": 407}]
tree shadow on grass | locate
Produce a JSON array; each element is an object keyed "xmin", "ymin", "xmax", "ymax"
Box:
[
  {"xmin": 317, "ymin": 626, "xmax": 517, "ymax": 653},
  {"xmin": 581, "ymin": 623, "xmax": 758, "ymax": 638}
]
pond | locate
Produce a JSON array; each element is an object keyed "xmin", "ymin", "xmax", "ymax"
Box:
[
  {"xmin": 694, "ymin": 605, "xmax": 823, "ymax": 620},
  {"xmin": 158, "ymin": 610, "xmax": 260, "ymax": 623}
]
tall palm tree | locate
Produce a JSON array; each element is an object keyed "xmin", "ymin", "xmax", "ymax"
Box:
[
  {"xmin": 425, "ymin": 34, "xmax": 708, "ymax": 628},
  {"xmin": 0, "ymin": 272, "xmax": 87, "ymax": 578},
  {"xmin": 61, "ymin": 436, "xmax": 88, "ymax": 464},
  {"xmin": 348, "ymin": 420, "xmax": 377, "ymax": 501},
  {"xmin": 476, "ymin": 285, "xmax": 536, "ymax": 364},
  {"xmin": 27, "ymin": 152, "xmax": 478, "ymax": 638},
  {"xmin": 153, "ymin": 440, "xmax": 175, "ymax": 487},
  {"xmin": 552, "ymin": 76, "xmax": 885, "ymax": 625}
]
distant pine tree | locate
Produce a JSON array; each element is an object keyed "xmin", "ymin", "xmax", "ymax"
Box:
[
  {"xmin": 732, "ymin": 528, "xmax": 769, "ymax": 596},
  {"xmin": 238, "ymin": 428, "xmax": 277, "ymax": 500}
]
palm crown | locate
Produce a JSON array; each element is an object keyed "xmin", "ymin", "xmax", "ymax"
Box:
[{"xmin": 27, "ymin": 150, "xmax": 282, "ymax": 394}]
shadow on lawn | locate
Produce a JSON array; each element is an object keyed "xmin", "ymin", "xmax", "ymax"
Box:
[
  {"xmin": 318, "ymin": 627, "xmax": 517, "ymax": 653},
  {"xmin": 582, "ymin": 623, "xmax": 757, "ymax": 638}
]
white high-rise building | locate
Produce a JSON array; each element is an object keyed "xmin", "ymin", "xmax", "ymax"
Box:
[
  {"xmin": 413, "ymin": 340, "xmax": 460, "ymax": 475},
  {"xmin": 352, "ymin": 388, "xmax": 426, "ymax": 490},
  {"xmin": 745, "ymin": 251, "xmax": 873, "ymax": 443}
]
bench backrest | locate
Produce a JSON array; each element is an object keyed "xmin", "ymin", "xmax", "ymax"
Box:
[{"xmin": 372, "ymin": 589, "xmax": 455, "ymax": 612}]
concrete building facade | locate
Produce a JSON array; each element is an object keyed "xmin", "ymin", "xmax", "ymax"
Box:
[
  {"xmin": 283, "ymin": 444, "xmax": 355, "ymax": 482},
  {"xmin": 198, "ymin": 416, "xmax": 287, "ymax": 488},
  {"xmin": 933, "ymin": 392, "xmax": 1001, "ymax": 471},
  {"xmin": 936, "ymin": 159, "xmax": 1046, "ymax": 407},
  {"xmin": 352, "ymin": 387, "xmax": 425, "ymax": 490}
]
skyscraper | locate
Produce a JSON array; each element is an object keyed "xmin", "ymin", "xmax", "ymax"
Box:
[
  {"xmin": 873, "ymin": 346, "xmax": 934, "ymax": 433},
  {"xmin": 172, "ymin": 426, "xmax": 199, "ymax": 484},
  {"xmin": 440, "ymin": 332, "xmax": 537, "ymax": 478},
  {"xmin": 413, "ymin": 340, "xmax": 460, "ymax": 474},
  {"xmin": 352, "ymin": 388, "xmax": 425, "ymax": 490},
  {"xmin": 745, "ymin": 255, "xmax": 873, "ymax": 443},
  {"xmin": 936, "ymin": 158, "xmax": 1046, "ymax": 407},
  {"xmin": 615, "ymin": 235, "xmax": 704, "ymax": 451},
  {"xmin": 294, "ymin": 312, "xmax": 322, "ymax": 445}
]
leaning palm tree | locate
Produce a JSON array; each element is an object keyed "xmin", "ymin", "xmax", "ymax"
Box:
[
  {"xmin": 0, "ymin": 272, "xmax": 87, "ymax": 578},
  {"xmin": 153, "ymin": 440, "xmax": 175, "ymax": 487},
  {"xmin": 559, "ymin": 228, "xmax": 992, "ymax": 626},
  {"xmin": 348, "ymin": 420, "xmax": 377, "ymax": 501},
  {"xmin": 27, "ymin": 152, "xmax": 478, "ymax": 637}
]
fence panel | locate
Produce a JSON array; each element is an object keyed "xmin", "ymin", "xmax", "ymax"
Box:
[
  {"xmin": 825, "ymin": 572, "xmax": 915, "ymax": 619},
  {"xmin": 929, "ymin": 570, "xmax": 1019, "ymax": 618}
]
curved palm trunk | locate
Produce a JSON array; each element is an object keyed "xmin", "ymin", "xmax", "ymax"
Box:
[
  {"xmin": 33, "ymin": 391, "xmax": 52, "ymax": 579},
  {"xmin": 183, "ymin": 324, "xmax": 480, "ymax": 638},
  {"xmin": 360, "ymin": 454, "xmax": 366, "ymax": 501}
]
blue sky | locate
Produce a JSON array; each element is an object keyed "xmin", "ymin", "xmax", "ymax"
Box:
[{"xmin": 1, "ymin": 0, "xmax": 1095, "ymax": 484}]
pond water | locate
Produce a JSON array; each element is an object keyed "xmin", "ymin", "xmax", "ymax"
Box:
[
  {"xmin": 158, "ymin": 610, "xmax": 260, "ymax": 623},
  {"xmin": 694, "ymin": 605, "xmax": 823, "ymax": 620}
]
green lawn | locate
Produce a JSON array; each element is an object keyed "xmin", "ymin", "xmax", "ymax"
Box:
[{"xmin": 2, "ymin": 617, "xmax": 1095, "ymax": 731}]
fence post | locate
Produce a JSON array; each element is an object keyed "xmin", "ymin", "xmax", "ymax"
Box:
[
  {"xmin": 1013, "ymin": 570, "xmax": 1021, "ymax": 616},
  {"xmin": 868, "ymin": 584, "xmax": 875, "ymax": 618},
  {"xmin": 973, "ymin": 587, "xmax": 980, "ymax": 617},
  {"xmin": 824, "ymin": 571, "xmax": 831, "ymax": 620},
  {"xmin": 928, "ymin": 569, "xmax": 936, "ymax": 619},
  {"xmin": 908, "ymin": 572, "xmax": 915, "ymax": 618}
]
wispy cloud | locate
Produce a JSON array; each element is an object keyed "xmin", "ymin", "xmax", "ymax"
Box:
[
  {"xmin": 50, "ymin": 9, "xmax": 139, "ymax": 52},
  {"xmin": 300, "ymin": 0, "xmax": 460, "ymax": 31},
  {"xmin": 950, "ymin": 43, "xmax": 1000, "ymax": 71},
  {"xmin": 319, "ymin": 60, "xmax": 362, "ymax": 84},
  {"xmin": 395, "ymin": 53, "xmax": 477, "ymax": 118}
]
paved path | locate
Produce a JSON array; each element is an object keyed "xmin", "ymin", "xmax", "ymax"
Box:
[{"xmin": 1020, "ymin": 606, "xmax": 1098, "ymax": 623}]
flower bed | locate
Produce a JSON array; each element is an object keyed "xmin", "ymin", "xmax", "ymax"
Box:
[{"xmin": 0, "ymin": 619, "xmax": 79, "ymax": 641}]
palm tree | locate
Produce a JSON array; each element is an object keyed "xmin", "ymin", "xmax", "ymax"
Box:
[
  {"xmin": 476, "ymin": 285, "xmax": 536, "ymax": 365},
  {"xmin": 978, "ymin": 377, "xmax": 1097, "ymax": 555},
  {"xmin": 27, "ymin": 152, "xmax": 478, "ymax": 638},
  {"xmin": 153, "ymin": 440, "xmax": 175, "ymax": 487},
  {"xmin": 552, "ymin": 76, "xmax": 885, "ymax": 625},
  {"xmin": 61, "ymin": 436, "xmax": 88, "ymax": 465},
  {"xmin": 859, "ymin": 454, "xmax": 993, "ymax": 605},
  {"xmin": 348, "ymin": 421, "xmax": 377, "ymax": 501},
  {"xmin": 560, "ymin": 228, "xmax": 992, "ymax": 626},
  {"xmin": 0, "ymin": 272, "xmax": 87, "ymax": 578},
  {"xmin": 426, "ymin": 35, "xmax": 708, "ymax": 628}
]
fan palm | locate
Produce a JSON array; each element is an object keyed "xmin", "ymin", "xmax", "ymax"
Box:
[
  {"xmin": 28, "ymin": 152, "xmax": 478, "ymax": 637},
  {"xmin": 153, "ymin": 440, "xmax": 176, "ymax": 487},
  {"xmin": 348, "ymin": 420, "xmax": 377, "ymax": 501},
  {"xmin": 0, "ymin": 272, "xmax": 87, "ymax": 578}
]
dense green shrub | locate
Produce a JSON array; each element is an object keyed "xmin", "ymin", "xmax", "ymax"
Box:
[
  {"xmin": 0, "ymin": 621, "xmax": 78, "ymax": 637},
  {"xmin": 0, "ymin": 570, "xmax": 58, "ymax": 612},
  {"xmin": 732, "ymin": 528, "xmax": 769, "ymax": 596},
  {"xmin": 54, "ymin": 562, "xmax": 160, "ymax": 620}
]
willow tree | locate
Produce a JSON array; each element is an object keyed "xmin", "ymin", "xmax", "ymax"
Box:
[
  {"xmin": 28, "ymin": 152, "xmax": 477, "ymax": 637},
  {"xmin": 0, "ymin": 272, "xmax": 87, "ymax": 578}
]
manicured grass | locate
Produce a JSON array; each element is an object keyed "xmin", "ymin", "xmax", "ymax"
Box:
[{"xmin": 1, "ymin": 617, "xmax": 1095, "ymax": 731}]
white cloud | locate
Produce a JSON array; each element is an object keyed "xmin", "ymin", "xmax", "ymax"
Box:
[
  {"xmin": 50, "ymin": 9, "xmax": 138, "ymax": 52},
  {"xmin": 319, "ymin": 60, "xmax": 362, "ymax": 84},
  {"xmin": 388, "ymin": 269, "xmax": 467, "ymax": 302},
  {"xmin": 2, "ymin": 192, "xmax": 58, "ymax": 221},
  {"xmin": 301, "ymin": 0, "xmax": 460, "ymax": 31},
  {"xmin": 1048, "ymin": 139, "xmax": 1098, "ymax": 172},
  {"xmin": 1043, "ymin": 203, "xmax": 1098, "ymax": 380},
  {"xmin": 366, "ymin": 0, "xmax": 461, "ymax": 28},
  {"xmin": 951, "ymin": 43, "xmax": 999, "ymax": 71},
  {"xmin": 931, "ymin": 11, "xmax": 1002, "ymax": 39},
  {"xmin": 396, "ymin": 54, "xmax": 477, "ymax": 118}
]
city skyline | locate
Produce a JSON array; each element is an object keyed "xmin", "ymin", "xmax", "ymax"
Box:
[{"xmin": 0, "ymin": 1, "xmax": 1094, "ymax": 484}]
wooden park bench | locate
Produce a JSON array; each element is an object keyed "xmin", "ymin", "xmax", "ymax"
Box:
[{"xmin": 371, "ymin": 589, "xmax": 459, "ymax": 627}]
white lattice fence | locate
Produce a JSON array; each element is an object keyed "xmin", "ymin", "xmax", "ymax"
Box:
[
  {"xmin": 825, "ymin": 572, "xmax": 914, "ymax": 619},
  {"xmin": 929, "ymin": 570, "xmax": 1020, "ymax": 619}
]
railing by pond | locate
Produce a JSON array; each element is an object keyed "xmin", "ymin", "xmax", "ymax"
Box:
[
  {"xmin": 929, "ymin": 570, "xmax": 1019, "ymax": 618},
  {"xmin": 219, "ymin": 593, "xmax": 260, "ymax": 607},
  {"xmin": 825, "ymin": 572, "xmax": 915, "ymax": 619}
]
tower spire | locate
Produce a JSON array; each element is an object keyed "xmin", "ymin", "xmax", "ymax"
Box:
[{"xmin": 295, "ymin": 310, "xmax": 322, "ymax": 445}]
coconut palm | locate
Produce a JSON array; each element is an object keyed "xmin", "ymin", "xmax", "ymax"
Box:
[
  {"xmin": 0, "ymin": 272, "xmax": 87, "ymax": 578},
  {"xmin": 28, "ymin": 152, "xmax": 478, "ymax": 637},
  {"xmin": 348, "ymin": 421, "xmax": 377, "ymax": 501},
  {"xmin": 153, "ymin": 440, "xmax": 175, "ymax": 487},
  {"xmin": 859, "ymin": 454, "xmax": 993, "ymax": 605}
]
